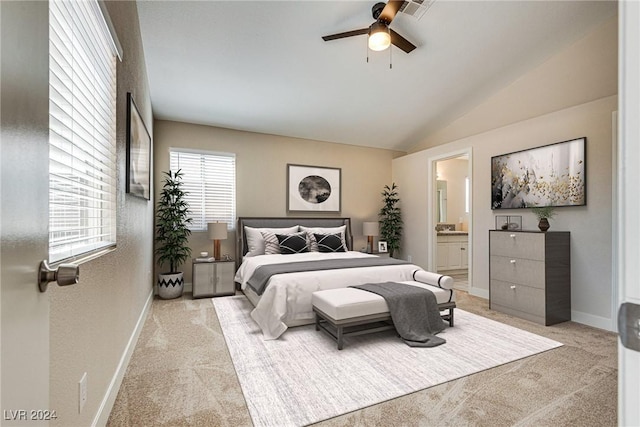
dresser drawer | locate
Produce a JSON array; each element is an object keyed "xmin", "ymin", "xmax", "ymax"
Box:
[
  {"xmin": 490, "ymin": 279, "xmax": 545, "ymax": 317},
  {"xmin": 490, "ymin": 256, "xmax": 545, "ymax": 289},
  {"xmin": 490, "ymin": 232, "xmax": 545, "ymax": 261}
]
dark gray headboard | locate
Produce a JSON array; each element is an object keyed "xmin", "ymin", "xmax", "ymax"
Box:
[{"xmin": 236, "ymin": 217, "xmax": 353, "ymax": 267}]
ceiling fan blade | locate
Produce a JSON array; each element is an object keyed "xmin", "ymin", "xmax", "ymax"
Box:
[
  {"xmin": 322, "ymin": 28, "xmax": 369, "ymax": 42},
  {"xmin": 390, "ymin": 29, "xmax": 416, "ymax": 53},
  {"xmin": 379, "ymin": 0, "xmax": 404, "ymax": 24}
]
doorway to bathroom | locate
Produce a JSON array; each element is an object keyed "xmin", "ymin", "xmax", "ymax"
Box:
[{"xmin": 433, "ymin": 152, "xmax": 471, "ymax": 291}]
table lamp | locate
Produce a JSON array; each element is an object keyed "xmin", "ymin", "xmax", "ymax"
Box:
[
  {"xmin": 208, "ymin": 222, "xmax": 228, "ymax": 260},
  {"xmin": 363, "ymin": 221, "xmax": 379, "ymax": 254}
]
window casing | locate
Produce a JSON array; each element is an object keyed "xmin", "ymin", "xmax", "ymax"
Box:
[
  {"xmin": 49, "ymin": 0, "xmax": 118, "ymax": 263},
  {"xmin": 169, "ymin": 149, "xmax": 236, "ymax": 231}
]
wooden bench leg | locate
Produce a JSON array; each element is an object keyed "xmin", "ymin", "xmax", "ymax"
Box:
[
  {"xmin": 337, "ymin": 326, "xmax": 344, "ymax": 350},
  {"xmin": 315, "ymin": 313, "xmax": 320, "ymax": 331},
  {"xmin": 449, "ymin": 307, "xmax": 454, "ymax": 327}
]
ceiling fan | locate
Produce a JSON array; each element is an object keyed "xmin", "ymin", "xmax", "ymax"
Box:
[{"xmin": 322, "ymin": 0, "xmax": 416, "ymax": 54}]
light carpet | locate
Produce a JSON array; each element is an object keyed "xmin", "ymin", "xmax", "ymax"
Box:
[{"xmin": 213, "ymin": 295, "xmax": 562, "ymax": 427}]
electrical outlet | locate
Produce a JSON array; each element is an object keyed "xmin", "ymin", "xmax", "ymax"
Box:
[
  {"xmin": 407, "ymin": 255, "xmax": 412, "ymax": 262},
  {"xmin": 79, "ymin": 372, "xmax": 87, "ymax": 413}
]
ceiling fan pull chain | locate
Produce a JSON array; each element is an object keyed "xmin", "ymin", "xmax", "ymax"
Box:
[
  {"xmin": 389, "ymin": 42, "xmax": 393, "ymax": 69},
  {"xmin": 366, "ymin": 36, "xmax": 369, "ymax": 63}
]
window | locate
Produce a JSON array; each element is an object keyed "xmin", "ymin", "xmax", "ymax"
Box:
[
  {"xmin": 49, "ymin": 0, "xmax": 119, "ymax": 263},
  {"xmin": 169, "ymin": 149, "xmax": 236, "ymax": 231}
]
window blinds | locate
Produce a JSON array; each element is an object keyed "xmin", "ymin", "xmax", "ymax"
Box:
[
  {"xmin": 49, "ymin": 0, "xmax": 118, "ymax": 263},
  {"xmin": 169, "ymin": 150, "xmax": 236, "ymax": 231}
]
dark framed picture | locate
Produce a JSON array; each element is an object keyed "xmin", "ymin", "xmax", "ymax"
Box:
[
  {"xmin": 491, "ymin": 137, "xmax": 586, "ymax": 209},
  {"xmin": 287, "ymin": 164, "xmax": 341, "ymax": 213},
  {"xmin": 126, "ymin": 92, "xmax": 151, "ymax": 200}
]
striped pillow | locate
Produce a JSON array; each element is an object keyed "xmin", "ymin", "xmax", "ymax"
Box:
[{"xmin": 260, "ymin": 231, "xmax": 281, "ymax": 255}]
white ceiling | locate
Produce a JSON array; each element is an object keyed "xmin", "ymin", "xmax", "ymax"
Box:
[{"xmin": 137, "ymin": 1, "xmax": 616, "ymax": 152}]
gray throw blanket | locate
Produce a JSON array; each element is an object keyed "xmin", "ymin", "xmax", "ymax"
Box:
[
  {"xmin": 246, "ymin": 257, "xmax": 410, "ymax": 295},
  {"xmin": 351, "ymin": 282, "xmax": 447, "ymax": 347}
]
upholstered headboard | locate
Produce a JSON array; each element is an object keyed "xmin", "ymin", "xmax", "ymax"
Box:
[{"xmin": 236, "ymin": 217, "xmax": 353, "ymax": 267}]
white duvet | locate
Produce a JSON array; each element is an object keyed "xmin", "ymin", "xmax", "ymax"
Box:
[{"xmin": 234, "ymin": 251, "xmax": 421, "ymax": 339}]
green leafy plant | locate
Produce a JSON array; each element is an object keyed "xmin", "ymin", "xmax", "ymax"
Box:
[
  {"xmin": 155, "ymin": 170, "xmax": 193, "ymax": 273},
  {"xmin": 531, "ymin": 205, "xmax": 556, "ymax": 220},
  {"xmin": 379, "ymin": 183, "xmax": 403, "ymax": 257}
]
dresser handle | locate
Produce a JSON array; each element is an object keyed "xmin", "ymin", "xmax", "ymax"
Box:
[
  {"xmin": 510, "ymin": 234, "xmax": 516, "ymax": 238},
  {"xmin": 510, "ymin": 285, "xmax": 516, "ymax": 290},
  {"xmin": 510, "ymin": 259, "xmax": 516, "ymax": 264}
]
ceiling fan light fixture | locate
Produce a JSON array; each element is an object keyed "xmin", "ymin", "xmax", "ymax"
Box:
[{"xmin": 368, "ymin": 22, "xmax": 391, "ymax": 51}]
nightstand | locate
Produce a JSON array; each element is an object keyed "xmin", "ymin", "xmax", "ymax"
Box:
[{"xmin": 192, "ymin": 259, "xmax": 235, "ymax": 298}]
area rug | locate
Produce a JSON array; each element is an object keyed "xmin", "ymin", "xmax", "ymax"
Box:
[{"xmin": 213, "ymin": 296, "xmax": 562, "ymax": 427}]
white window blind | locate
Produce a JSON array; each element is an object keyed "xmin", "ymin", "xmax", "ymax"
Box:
[
  {"xmin": 169, "ymin": 149, "xmax": 236, "ymax": 231},
  {"xmin": 49, "ymin": 0, "xmax": 118, "ymax": 263}
]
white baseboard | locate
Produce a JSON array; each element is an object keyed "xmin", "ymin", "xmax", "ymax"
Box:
[
  {"xmin": 92, "ymin": 289, "xmax": 154, "ymax": 427},
  {"xmin": 571, "ymin": 310, "xmax": 614, "ymax": 332},
  {"xmin": 469, "ymin": 287, "xmax": 489, "ymax": 300}
]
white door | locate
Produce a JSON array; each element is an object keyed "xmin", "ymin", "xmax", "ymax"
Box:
[
  {"xmin": 461, "ymin": 243, "xmax": 469, "ymax": 269},
  {"xmin": 436, "ymin": 242, "xmax": 448, "ymax": 270},
  {"xmin": 618, "ymin": 1, "xmax": 640, "ymax": 424},
  {"xmin": 447, "ymin": 243, "xmax": 463, "ymax": 270},
  {"xmin": 1, "ymin": 2, "xmax": 52, "ymax": 423}
]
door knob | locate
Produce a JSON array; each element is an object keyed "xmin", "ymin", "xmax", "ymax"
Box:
[
  {"xmin": 618, "ymin": 302, "xmax": 640, "ymax": 352},
  {"xmin": 38, "ymin": 260, "xmax": 79, "ymax": 292}
]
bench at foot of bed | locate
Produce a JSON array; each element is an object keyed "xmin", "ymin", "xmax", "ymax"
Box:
[{"xmin": 312, "ymin": 284, "xmax": 455, "ymax": 350}]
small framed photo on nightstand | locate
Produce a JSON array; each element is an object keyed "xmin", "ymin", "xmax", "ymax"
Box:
[{"xmin": 378, "ymin": 241, "xmax": 388, "ymax": 253}]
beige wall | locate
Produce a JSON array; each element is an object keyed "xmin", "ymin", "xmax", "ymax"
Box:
[
  {"xmin": 394, "ymin": 95, "xmax": 617, "ymax": 330},
  {"xmin": 49, "ymin": 2, "xmax": 155, "ymax": 425},
  {"xmin": 153, "ymin": 120, "xmax": 404, "ymax": 284},
  {"xmin": 394, "ymin": 12, "xmax": 618, "ymax": 330},
  {"xmin": 410, "ymin": 14, "xmax": 618, "ymax": 152}
]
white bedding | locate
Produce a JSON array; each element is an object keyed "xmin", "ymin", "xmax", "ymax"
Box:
[{"xmin": 234, "ymin": 251, "xmax": 421, "ymax": 339}]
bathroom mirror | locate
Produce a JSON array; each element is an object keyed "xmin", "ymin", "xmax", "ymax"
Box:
[{"xmin": 437, "ymin": 180, "xmax": 447, "ymax": 223}]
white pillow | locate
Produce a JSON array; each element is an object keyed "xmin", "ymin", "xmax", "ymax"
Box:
[
  {"xmin": 300, "ymin": 225, "xmax": 347, "ymax": 251},
  {"xmin": 244, "ymin": 226, "xmax": 299, "ymax": 257},
  {"xmin": 413, "ymin": 270, "xmax": 454, "ymax": 290}
]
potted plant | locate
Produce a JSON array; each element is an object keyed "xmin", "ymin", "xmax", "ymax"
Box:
[
  {"xmin": 379, "ymin": 183, "xmax": 403, "ymax": 257},
  {"xmin": 531, "ymin": 206, "xmax": 556, "ymax": 232},
  {"xmin": 155, "ymin": 170, "xmax": 192, "ymax": 299}
]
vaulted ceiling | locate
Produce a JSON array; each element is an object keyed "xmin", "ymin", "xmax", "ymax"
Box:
[{"xmin": 137, "ymin": 1, "xmax": 617, "ymax": 152}]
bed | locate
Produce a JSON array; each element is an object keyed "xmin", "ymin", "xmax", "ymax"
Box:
[{"xmin": 235, "ymin": 217, "xmax": 425, "ymax": 339}]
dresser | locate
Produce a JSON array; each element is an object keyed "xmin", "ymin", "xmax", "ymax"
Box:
[
  {"xmin": 192, "ymin": 259, "xmax": 235, "ymax": 298},
  {"xmin": 489, "ymin": 230, "xmax": 570, "ymax": 325}
]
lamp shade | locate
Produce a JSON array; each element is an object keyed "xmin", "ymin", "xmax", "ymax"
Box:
[
  {"xmin": 363, "ymin": 221, "xmax": 379, "ymax": 237},
  {"xmin": 208, "ymin": 222, "xmax": 228, "ymax": 240},
  {"xmin": 368, "ymin": 22, "xmax": 391, "ymax": 51}
]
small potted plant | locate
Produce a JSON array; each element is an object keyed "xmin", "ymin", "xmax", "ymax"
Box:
[
  {"xmin": 379, "ymin": 183, "xmax": 403, "ymax": 257},
  {"xmin": 155, "ymin": 170, "xmax": 192, "ymax": 299},
  {"xmin": 531, "ymin": 206, "xmax": 556, "ymax": 232}
]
